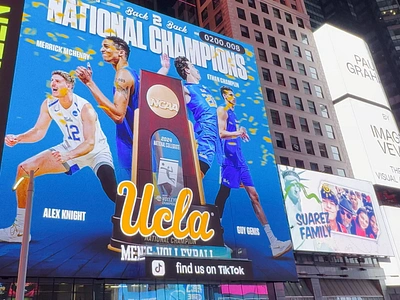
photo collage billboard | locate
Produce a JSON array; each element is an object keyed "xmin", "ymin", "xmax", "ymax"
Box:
[{"xmin": 278, "ymin": 165, "xmax": 393, "ymax": 256}]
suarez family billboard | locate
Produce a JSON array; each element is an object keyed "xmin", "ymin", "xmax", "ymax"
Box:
[
  {"xmin": 278, "ymin": 165, "xmax": 393, "ymax": 256},
  {"xmin": 0, "ymin": 0, "xmax": 297, "ymax": 281}
]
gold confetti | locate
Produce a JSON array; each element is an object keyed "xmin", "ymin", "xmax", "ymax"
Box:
[
  {"xmin": 32, "ymin": 2, "xmax": 47, "ymax": 8},
  {"xmin": 263, "ymin": 136, "xmax": 272, "ymax": 143},
  {"xmin": 249, "ymin": 116, "xmax": 254, "ymax": 122},
  {"xmin": 98, "ymin": 105, "xmax": 111, "ymax": 111},
  {"xmin": 245, "ymin": 48, "xmax": 253, "ymax": 57},
  {"xmin": 25, "ymin": 38, "xmax": 36, "ymax": 45},
  {"xmin": 56, "ymin": 33, "xmax": 69, "ymax": 38}
]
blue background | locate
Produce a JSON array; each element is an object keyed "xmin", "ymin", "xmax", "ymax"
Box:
[{"xmin": 0, "ymin": 0, "xmax": 296, "ymax": 281}]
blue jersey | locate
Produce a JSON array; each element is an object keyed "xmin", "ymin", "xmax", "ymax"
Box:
[
  {"xmin": 184, "ymin": 83, "xmax": 220, "ymax": 167},
  {"xmin": 113, "ymin": 66, "xmax": 140, "ymax": 170},
  {"xmin": 223, "ymin": 108, "xmax": 246, "ymax": 167},
  {"xmin": 185, "ymin": 83, "xmax": 218, "ymax": 136}
]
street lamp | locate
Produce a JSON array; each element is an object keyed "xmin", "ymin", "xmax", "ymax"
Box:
[{"xmin": 14, "ymin": 169, "xmax": 35, "ymax": 300}]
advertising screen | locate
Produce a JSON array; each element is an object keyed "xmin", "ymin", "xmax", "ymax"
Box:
[
  {"xmin": 0, "ymin": 0, "xmax": 296, "ymax": 281},
  {"xmin": 314, "ymin": 24, "xmax": 400, "ymax": 189},
  {"xmin": 314, "ymin": 24, "xmax": 388, "ymax": 107},
  {"xmin": 278, "ymin": 165, "xmax": 394, "ymax": 256}
]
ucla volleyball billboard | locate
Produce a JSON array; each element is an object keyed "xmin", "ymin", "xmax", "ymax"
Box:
[{"xmin": 0, "ymin": 0, "xmax": 296, "ymax": 281}]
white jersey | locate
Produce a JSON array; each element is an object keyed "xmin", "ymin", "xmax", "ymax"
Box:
[{"xmin": 47, "ymin": 94, "xmax": 109, "ymax": 154}]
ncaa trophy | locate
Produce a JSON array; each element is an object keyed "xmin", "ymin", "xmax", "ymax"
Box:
[{"xmin": 108, "ymin": 70, "xmax": 225, "ymax": 253}]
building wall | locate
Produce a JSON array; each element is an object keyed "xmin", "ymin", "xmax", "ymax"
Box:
[{"xmin": 197, "ymin": 0, "xmax": 353, "ymax": 177}]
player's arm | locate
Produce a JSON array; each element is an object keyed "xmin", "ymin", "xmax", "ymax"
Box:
[
  {"xmin": 183, "ymin": 86, "xmax": 191, "ymax": 104},
  {"xmin": 217, "ymin": 107, "xmax": 242, "ymax": 139},
  {"xmin": 5, "ymin": 100, "xmax": 52, "ymax": 147},
  {"xmin": 76, "ymin": 67, "xmax": 133, "ymax": 124},
  {"xmin": 157, "ymin": 53, "xmax": 170, "ymax": 75},
  {"xmin": 54, "ymin": 104, "xmax": 96, "ymax": 162}
]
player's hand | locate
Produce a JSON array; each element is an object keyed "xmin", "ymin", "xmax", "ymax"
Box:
[
  {"xmin": 239, "ymin": 127, "xmax": 250, "ymax": 142},
  {"xmin": 160, "ymin": 53, "xmax": 170, "ymax": 70},
  {"xmin": 75, "ymin": 63, "xmax": 93, "ymax": 84},
  {"xmin": 5, "ymin": 134, "xmax": 19, "ymax": 147},
  {"xmin": 51, "ymin": 151, "xmax": 69, "ymax": 163}
]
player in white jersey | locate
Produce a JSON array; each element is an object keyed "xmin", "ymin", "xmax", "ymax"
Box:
[{"xmin": 1, "ymin": 70, "xmax": 119, "ymax": 243}]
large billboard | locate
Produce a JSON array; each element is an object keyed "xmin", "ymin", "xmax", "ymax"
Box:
[
  {"xmin": 0, "ymin": 0, "xmax": 296, "ymax": 281},
  {"xmin": 314, "ymin": 24, "xmax": 400, "ymax": 189},
  {"xmin": 278, "ymin": 165, "xmax": 394, "ymax": 256}
]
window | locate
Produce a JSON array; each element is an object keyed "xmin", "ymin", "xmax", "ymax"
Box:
[
  {"xmin": 310, "ymin": 162, "xmax": 319, "ymax": 171},
  {"xmin": 201, "ymin": 8, "xmax": 208, "ymax": 21},
  {"xmin": 303, "ymin": 81, "xmax": 312, "ymax": 94},
  {"xmin": 305, "ymin": 139, "xmax": 315, "ymax": 155},
  {"xmin": 200, "ymin": 0, "xmax": 207, "ymax": 5},
  {"xmin": 319, "ymin": 143, "xmax": 328, "ymax": 158},
  {"xmin": 260, "ymin": 2, "xmax": 268, "ymax": 13},
  {"xmin": 305, "ymin": 49, "xmax": 313, "ymax": 61},
  {"xmin": 237, "ymin": 8, "xmax": 246, "ymax": 20},
  {"xmin": 281, "ymin": 40, "xmax": 289, "ymax": 52},
  {"xmin": 280, "ymin": 156, "xmax": 290, "ymax": 165},
  {"xmin": 213, "ymin": 0, "xmax": 221, "ymax": 9},
  {"xmin": 275, "ymin": 132, "xmax": 286, "ymax": 148},
  {"xmin": 251, "ymin": 13, "xmax": 259, "ymax": 25},
  {"xmin": 285, "ymin": 12, "xmax": 293, "ymax": 23},
  {"xmin": 280, "ymin": 0, "xmax": 286, "ymax": 4},
  {"xmin": 315, "ymin": 85, "xmax": 324, "ymax": 98},
  {"xmin": 325, "ymin": 124, "xmax": 335, "ymax": 139},
  {"xmin": 240, "ymin": 25, "xmax": 250, "ymax": 38},
  {"xmin": 277, "ymin": 23, "xmax": 285, "ymax": 35},
  {"xmin": 320, "ymin": 104, "xmax": 329, "ymax": 118},
  {"xmin": 273, "ymin": 7, "xmax": 281, "ymax": 19},
  {"xmin": 270, "ymin": 109, "xmax": 281, "ymax": 125},
  {"xmin": 337, "ymin": 168, "xmax": 346, "ymax": 177},
  {"xmin": 289, "ymin": 29, "xmax": 297, "ymax": 40},
  {"xmin": 299, "ymin": 117, "xmax": 309, "ymax": 132},
  {"xmin": 293, "ymin": 45, "xmax": 301, "ymax": 57},
  {"xmin": 298, "ymin": 62, "xmax": 306, "ymax": 75},
  {"xmin": 285, "ymin": 58, "xmax": 294, "ymax": 71},
  {"xmin": 204, "ymin": 23, "xmax": 210, "ymax": 29},
  {"xmin": 215, "ymin": 10, "xmax": 223, "ymax": 26},
  {"xmin": 276, "ymin": 72, "xmax": 285, "ymax": 86},
  {"xmin": 258, "ymin": 48, "xmax": 267, "ymax": 62},
  {"xmin": 266, "ymin": 88, "xmax": 276, "ymax": 102},
  {"xmin": 291, "ymin": 3, "xmax": 297, "ymax": 9},
  {"xmin": 268, "ymin": 35, "xmax": 277, "ymax": 48},
  {"xmin": 296, "ymin": 159, "xmax": 305, "ymax": 168},
  {"xmin": 313, "ymin": 121, "xmax": 322, "ymax": 136},
  {"xmin": 286, "ymin": 114, "xmax": 296, "ymax": 129},
  {"xmin": 324, "ymin": 165, "xmax": 333, "ymax": 174},
  {"xmin": 301, "ymin": 33, "xmax": 309, "ymax": 45},
  {"xmin": 291, "ymin": 136, "xmax": 301, "ymax": 152},
  {"xmin": 264, "ymin": 18, "xmax": 272, "ymax": 30},
  {"xmin": 294, "ymin": 97, "xmax": 304, "ymax": 110},
  {"xmin": 307, "ymin": 100, "xmax": 316, "ymax": 114},
  {"xmin": 262, "ymin": 68, "xmax": 271, "ymax": 81},
  {"xmin": 297, "ymin": 17, "xmax": 304, "ymax": 28},
  {"xmin": 272, "ymin": 53, "xmax": 281, "ymax": 66},
  {"xmin": 236, "ymin": 0, "xmax": 243, "ymax": 2},
  {"xmin": 254, "ymin": 30, "xmax": 264, "ymax": 43},
  {"xmin": 331, "ymin": 146, "xmax": 341, "ymax": 161},
  {"xmin": 289, "ymin": 77, "xmax": 299, "ymax": 90},
  {"xmin": 281, "ymin": 92, "xmax": 290, "ymax": 106},
  {"xmin": 248, "ymin": 0, "xmax": 256, "ymax": 8},
  {"xmin": 309, "ymin": 67, "xmax": 318, "ymax": 79}
]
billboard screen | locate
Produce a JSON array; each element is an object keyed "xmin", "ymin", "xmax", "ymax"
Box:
[
  {"xmin": 314, "ymin": 24, "xmax": 388, "ymax": 107},
  {"xmin": 0, "ymin": 0, "xmax": 296, "ymax": 281},
  {"xmin": 314, "ymin": 24, "xmax": 400, "ymax": 189},
  {"xmin": 278, "ymin": 165, "xmax": 394, "ymax": 256}
]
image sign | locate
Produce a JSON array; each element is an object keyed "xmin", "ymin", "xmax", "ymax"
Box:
[
  {"xmin": 0, "ymin": 0, "xmax": 296, "ymax": 281},
  {"xmin": 278, "ymin": 165, "xmax": 393, "ymax": 256}
]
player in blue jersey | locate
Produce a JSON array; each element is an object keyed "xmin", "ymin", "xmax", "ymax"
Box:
[
  {"xmin": 76, "ymin": 36, "xmax": 170, "ymax": 179},
  {"xmin": 174, "ymin": 56, "xmax": 220, "ymax": 175},
  {"xmin": 1, "ymin": 71, "xmax": 119, "ymax": 242},
  {"xmin": 214, "ymin": 86, "xmax": 292, "ymax": 258}
]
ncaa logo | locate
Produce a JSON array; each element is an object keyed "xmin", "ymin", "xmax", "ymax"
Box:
[{"xmin": 72, "ymin": 111, "xmax": 78, "ymax": 117}]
